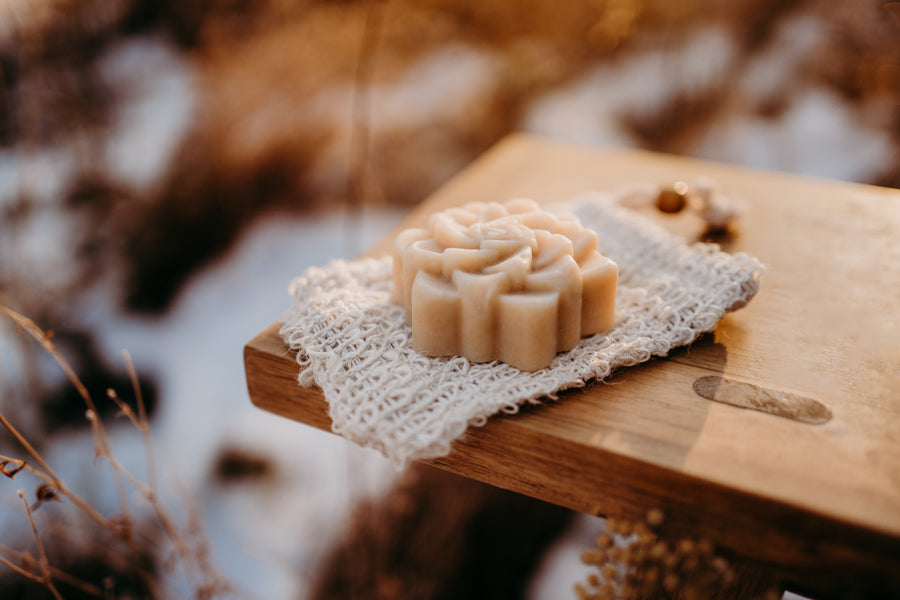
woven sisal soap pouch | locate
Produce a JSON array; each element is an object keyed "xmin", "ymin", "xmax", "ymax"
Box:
[{"xmin": 279, "ymin": 192, "xmax": 764, "ymax": 469}]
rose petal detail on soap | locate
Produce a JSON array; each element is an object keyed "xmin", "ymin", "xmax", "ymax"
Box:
[{"xmin": 393, "ymin": 199, "xmax": 618, "ymax": 371}]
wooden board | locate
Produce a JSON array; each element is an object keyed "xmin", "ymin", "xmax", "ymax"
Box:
[{"xmin": 244, "ymin": 134, "xmax": 900, "ymax": 598}]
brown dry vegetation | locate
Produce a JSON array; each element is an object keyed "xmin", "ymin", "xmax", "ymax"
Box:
[{"xmin": 3, "ymin": 0, "xmax": 899, "ymax": 313}]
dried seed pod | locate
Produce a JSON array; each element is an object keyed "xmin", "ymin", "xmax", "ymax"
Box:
[
  {"xmin": 109, "ymin": 514, "xmax": 133, "ymax": 540},
  {"xmin": 650, "ymin": 541, "xmax": 668, "ymax": 560},
  {"xmin": 663, "ymin": 573, "xmax": 681, "ymax": 593},
  {"xmin": 574, "ymin": 582, "xmax": 589, "ymax": 600},
  {"xmin": 676, "ymin": 538, "xmax": 696, "ymax": 556},
  {"xmin": 637, "ymin": 531, "xmax": 656, "ymax": 546},
  {"xmin": 31, "ymin": 483, "xmax": 61, "ymax": 510},
  {"xmin": 656, "ymin": 182, "xmax": 689, "ymax": 213},
  {"xmin": 579, "ymin": 504, "xmax": 742, "ymax": 600},
  {"xmin": 605, "ymin": 518, "xmax": 620, "ymax": 534},
  {"xmin": 598, "ymin": 582, "xmax": 615, "ymax": 600},
  {"xmin": 0, "ymin": 459, "xmax": 26, "ymax": 479},
  {"xmin": 634, "ymin": 520, "xmax": 650, "ymax": 536},
  {"xmin": 646, "ymin": 508, "xmax": 664, "ymax": 527}
]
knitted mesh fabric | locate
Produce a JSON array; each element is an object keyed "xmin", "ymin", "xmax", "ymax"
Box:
[{"xmin": 279, "ymin": 192, "xmax": 764, "ymax": 469}]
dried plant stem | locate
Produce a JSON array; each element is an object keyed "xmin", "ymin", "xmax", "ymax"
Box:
[
  {"xmin": 1, "ymin": 304, "xmax": 130, "ymax": 518},
  {"xmin": 18, "ymin": 489, "xmax": 63, "ymax": 600},
  {"xmin": 0, "ymin": 305, "xmax": 98, "ymax": 415},
  {"xmin": 0, "ymin": 543, "xmax": 104, "ymax": 597},
  {"xmin": 0, "ymin": 412, "xmax": 60, "ymax": 483},
  {"xmin": 101, "ymin": 394, "xmax": 224, "ymax": 594},
  {"xmin": 103, "ymin": 389, "xmax": 201, "ymax": 590},
  {"xmin": 123, "ymin": 348, "xmax": 157, "ymax": 494},
  {"xmin": 106, "ymin": 384, "xmax": 159, "ymax": 507},
  {"xmin": 0, "ymin": 416, "xmax": 109, "ymax": 530},
  {"xmin": 0, "ymin": 452, "xmax": 159, "ymax": 564},
  {"xmin": 347, "ymin": 0, "xmax": 386, "ymax": 212},
  {"xmin": 86, "ymin": 407, "xmax": 135, "ymax": 535},
  {"xmin": 1, "ymin": 304, "xmax": 232, "ymax": 598},
  {"xmin": 343, "ymin": 0, "xmax": 387, "ymax": 257},
  {"xmin": 43, "ymin": 565, "xmax": 104, "ymax": 597},
  {"xmin": 171, "ymin": 479, "xmax": 237, "ymax": 600},
  {"xmin": 0, "ymin": 454, "xmax": 49, "ymax": 481},
  {"xmin": 2, "ymin": 307, "xmax": 166, "ymax": 521},
  {"xmin": 0, "ymin": 551, "xmax": 46, "ymax": 585},
  {"xmin": 0, "ymin": 306, "xmax": 130, "ymax": 494}
]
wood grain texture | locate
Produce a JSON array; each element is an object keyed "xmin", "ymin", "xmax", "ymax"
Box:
[{"xmin": 244, "ymin": 134, "xmax": 900, "ymax": 598}]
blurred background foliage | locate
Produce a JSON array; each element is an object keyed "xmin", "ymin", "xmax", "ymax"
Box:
[{"xmin": 3, "ymin": 0, "xmax": 898, "ymax": 315}]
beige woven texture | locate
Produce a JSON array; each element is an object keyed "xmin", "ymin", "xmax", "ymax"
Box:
[{"xmin": 280, "ymin": 193, "xmax": 764, "ymax": 469}]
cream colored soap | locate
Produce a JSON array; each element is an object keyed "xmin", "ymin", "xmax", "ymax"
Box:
[{"xmin": 392, "ymin": 199, "xmax": 618, "ymax": 371}]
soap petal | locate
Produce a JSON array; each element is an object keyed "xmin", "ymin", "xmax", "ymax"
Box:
[
  {"xmin": 497, "ymin": 292, "xmax": 559, "ymax": 371},
  {"xmin": 411, "ymin": 272, "xmax": 460, "ymax": 357},
  {"xmin": 451, "ymin": 270, "xmax": 511, "ymax": 363},
  {"xmin": 581, "ymin": 254, "xmax": 619, "ymax": 334}
]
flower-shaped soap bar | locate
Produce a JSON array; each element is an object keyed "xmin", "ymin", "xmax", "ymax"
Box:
[{"xmin": 392, "ymin": 199, "xmax": 618, "ymax": 371}]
